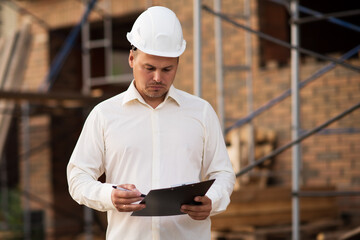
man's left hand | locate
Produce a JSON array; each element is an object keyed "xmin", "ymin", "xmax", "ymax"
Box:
[{"xmin": 180, "ymin": 196, "xmax": 212, "ymax": 220}]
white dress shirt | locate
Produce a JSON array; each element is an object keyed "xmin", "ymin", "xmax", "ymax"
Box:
[{"xmin": 67, "ymin": 81, "xmax": 235, "ymax": 240}]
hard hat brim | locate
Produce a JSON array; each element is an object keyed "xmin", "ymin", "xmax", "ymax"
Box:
[{"xmin": 127, "ymin": 32, "xmax": 186, "ymax": 58}]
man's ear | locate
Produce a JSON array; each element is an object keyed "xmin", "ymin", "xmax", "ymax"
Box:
[{"xmin": 128, "ymin": 51, "xmax": 134, "ymax": 68}]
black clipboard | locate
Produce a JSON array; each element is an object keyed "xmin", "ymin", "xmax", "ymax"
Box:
[{"xmin": 131, "ymin": 179, "xmax": 215, "ymax": 216}]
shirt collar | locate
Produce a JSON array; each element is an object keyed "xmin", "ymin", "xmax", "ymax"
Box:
[
  {"xmin": 122, "ymin": 80, "xmax": 182, "ymax": 107},
  {"xmin": 122, "ymin": 80, "xmax": 144, "ymax": 105},
  {"xmin": 164, "ymin": 85, "xmax": 182, "ymax": 107}
]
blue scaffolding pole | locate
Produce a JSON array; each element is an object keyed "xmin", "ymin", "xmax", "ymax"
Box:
[{"xmin": 39, "ymin": 0, "xmax": 98, "ymax": 92}]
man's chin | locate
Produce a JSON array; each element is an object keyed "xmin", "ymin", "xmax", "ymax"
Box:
[
  {"xmin": 145, "ymin": 87, "xmax": 167, "ymax": 95},
  {"xmin": 145, "ymin": 92, "xmax": 166, "ymax": 99}
]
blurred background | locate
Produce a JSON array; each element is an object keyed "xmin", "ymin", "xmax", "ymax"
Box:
[{"xmin": 0, "ymin": 0, "xmax": 359, "ymax": 239}]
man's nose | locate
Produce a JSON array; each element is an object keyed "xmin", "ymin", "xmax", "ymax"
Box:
[{"xmin": 153, "ymin": 70, "xmax": 162, "ymax": 82}]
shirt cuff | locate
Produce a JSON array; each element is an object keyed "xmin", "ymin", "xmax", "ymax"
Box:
[
  {"xmin": 102, "ymin": 183, "xmax": 117, "ymax": 210},
  {"xmin": 206, "ymin": 187, "xmax": 230, "ymax": 216}
]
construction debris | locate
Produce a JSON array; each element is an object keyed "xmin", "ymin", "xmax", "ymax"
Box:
[{"xmin": 226, "ymin": 124, "xmax": 276, "ymax": 190}]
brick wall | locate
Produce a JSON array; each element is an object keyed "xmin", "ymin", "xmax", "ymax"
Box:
[{"xmin": 252, "ymin": 57, "xmax": 360, "ymax": 187}]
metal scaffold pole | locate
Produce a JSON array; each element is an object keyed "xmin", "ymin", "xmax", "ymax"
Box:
[
  {"xmin": 244, "ymin": 0, "xmax": 255, "ymax": 166},
  {"xmin": 214, "ymin": 0, "xmax": 224, "ymax": 132},
  {"xmin": 0, "ymin": 153, "xmax": 9, "ymax": 230},
  {"xmin": 290, "ymin": 1, "xmax": 301, "ymax": 240},
  {"xmin": 81, "ymin": 1, "xmax": 99, "ymax": 238},
  {"xmin": 81, "ymin": 0, "xmax": 91, "ymax": 95},
  {"xmin": 104, "ymin": 0, "xmax": 113, "ymax": 79},
  {"xmin": 194, "ymin": 0, "xmax": 202, "ymax": 97},
  {"xmin": 21, "ymin": 102, "xmax": 31, "ymax": 240}
]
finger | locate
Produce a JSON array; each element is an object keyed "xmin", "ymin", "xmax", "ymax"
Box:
[
  {"xmin": 120, "ymin": 184, "xmax": 140, "ymax": 192},
  {"xmin": 116, "ymin": 184, "xmax": 143, "ymax": 197},
  {"xmin": 182, "ymin": 209, "xmax": 209, "ymax": 220},
  {"xmin": 188, "ymin": 213, "xmax": 208, "ymax": 220},
  {"xmin": 120, "ymin": 184, "xmax": 136, "ymax": 190},
  {"xmin": 180, "ymin": 196, "xmax": 212, "ymax": 220},
  {"xmin": 111, "ymin": 189, "xmax": 144, "ymax": 209},
  {"xmin": 113, "ymin": 196, "xmax": 144, "ymax": 205},
  {"xmin": 116, "ymin": 203, "xmax": 146, "ymax": 212},
  {"xmin": 181, "ymin": 206, "xmax": 210, "ymax": 215},
  {"xmin": 180, "ymin": 204, "xmax": 211, "ymax": 215},
  {"xmin": 113, "ymin": 188, "xmax": 143, "ymax": 199},
  {"xmin": 181, "ymin": 197, "xmax": 211, "ymax": 212},
  {"xmin": 112, "ymin": 191, "xmax": 144, "ymax": 204},
  {"xmin": 194, "ymin": 196, "xmax": 211, "ymax": 204}
]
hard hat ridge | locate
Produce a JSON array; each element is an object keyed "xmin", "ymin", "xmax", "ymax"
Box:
[{"xmin": 127, "ymin": 6, "xmax": 186, "ymax": 57}]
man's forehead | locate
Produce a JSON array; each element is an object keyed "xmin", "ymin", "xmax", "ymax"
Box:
[
  {"xmin": 136, "ymin": 51, "xmax": 178, "ymax": 67},
  {"xmin": 144, "ymin": 62, "xmax": 175, "ymax": 68}
]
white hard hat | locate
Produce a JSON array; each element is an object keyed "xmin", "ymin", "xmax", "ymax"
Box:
[{"xmin": 127, "ymin": 6, "xmax": 186, "ymax": 57}]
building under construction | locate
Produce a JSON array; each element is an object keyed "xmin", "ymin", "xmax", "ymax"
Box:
[{"xmin": 0, "ymin": 0, "xmax": 359, "ymax": 239}]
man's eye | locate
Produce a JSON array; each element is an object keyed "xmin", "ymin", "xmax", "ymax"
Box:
[
  {"xmin": 146, "ymin": 67, "xmax": 155, "ymax": 71},
  {"xmin": 163, "ymin": 68, "xmax": 171, "ymax": 72}
]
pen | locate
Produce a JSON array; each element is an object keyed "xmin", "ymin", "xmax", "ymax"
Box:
[{"xmin": 112, "ymin": 186, "xmax": 146, "ymax": 197}]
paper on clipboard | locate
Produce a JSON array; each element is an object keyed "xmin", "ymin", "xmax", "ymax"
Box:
[{"xmin": 131, "ymin": 179, "xmax": 215, "ymax": 217}]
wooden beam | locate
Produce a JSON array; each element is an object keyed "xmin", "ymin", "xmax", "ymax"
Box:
[
  {"xmin": 211, "ymin": 186, "xmax": 338, "ymax": 230},
  {"xmin": 0, "ymin": 32, "xmax": 17, "ymax": 86},
  {"xmin": 340, "ymin": 226, "xmax": 360, "ymax": 240},
  {"xmin": 0, "ymin": 90, "xmax": 107, "ymax": 105},
  {"xmin": 0, "ymin": 23, "xmax": 32, "ymax": 157}
]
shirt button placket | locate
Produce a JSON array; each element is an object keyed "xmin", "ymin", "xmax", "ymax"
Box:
[{"xmin": 151, "ymin": 109, "xmax": 160, "ymax": 240}]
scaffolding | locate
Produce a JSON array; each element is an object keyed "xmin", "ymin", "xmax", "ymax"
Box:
[
  {"xmin": 203, "ymin": 0, "xmax": 360, "ymax": 239},
  {"xmin": 0, "ymin": 0, "xmax": 359, "ymax": 239}
]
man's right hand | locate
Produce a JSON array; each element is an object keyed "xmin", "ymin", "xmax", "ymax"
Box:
[{"xmin": 111, "ymin": 184, "xmax": 146, "ymax": 212}]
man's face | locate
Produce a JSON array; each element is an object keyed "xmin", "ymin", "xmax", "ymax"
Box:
[{"xmin": 129, "ymin": 50, "xmax": 179, "ymax": 107}]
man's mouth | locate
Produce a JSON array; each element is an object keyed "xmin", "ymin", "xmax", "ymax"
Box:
[{"xmin": 148, "ymin": 84, "xmax": 165, "ymax": 90}]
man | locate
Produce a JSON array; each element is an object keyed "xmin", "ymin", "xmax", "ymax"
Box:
[{"xmin": 67, "ymin": 6, "xmax": 235, "ymax": 240}]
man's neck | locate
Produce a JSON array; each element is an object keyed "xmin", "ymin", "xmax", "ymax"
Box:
[{"xmin": 142, "ymin": 94, "xmax": 167, "ymax": 109}]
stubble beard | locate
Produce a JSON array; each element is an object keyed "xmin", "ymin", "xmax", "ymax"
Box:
[
  {"xmin": 144, "ymin": 88, "xmax": 166, "ymax": 99},
  {"xmin": 144, "ymin": 82, "xmax": 168, "ymax": 99}
]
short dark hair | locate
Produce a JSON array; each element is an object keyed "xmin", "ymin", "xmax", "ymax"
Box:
[{"xmin": 130, "ymin": 45, "xmax": 138, "ymax": 58}]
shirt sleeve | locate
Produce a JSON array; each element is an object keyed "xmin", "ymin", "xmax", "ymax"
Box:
[
  {"xmin": 201, "ymin": 103, "xmax": 236, "ymax": 216},
  {"xmin": 67, "ymin": 107, "xmax": 116, "ymax": 212}
]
